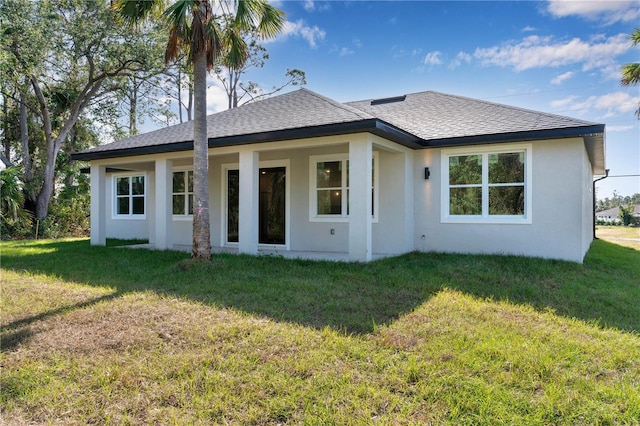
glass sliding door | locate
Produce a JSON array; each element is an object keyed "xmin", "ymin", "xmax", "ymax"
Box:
[{"xmin": 259, "ymin": 167, "xmax": 286, "ymax": 245}]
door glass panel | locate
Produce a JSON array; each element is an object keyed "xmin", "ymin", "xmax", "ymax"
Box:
[
  {"xmin": 259, "ymin": 167, "xmax": 286, "ymax": 244},
  {"xmin": 227, "ymin": 169, "xmax": 239, "ymax": 243}
]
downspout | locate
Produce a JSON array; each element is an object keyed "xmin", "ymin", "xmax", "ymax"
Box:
[{"xmin": 592, "ymin": 169, "xmax": 610, "ymax": 240}]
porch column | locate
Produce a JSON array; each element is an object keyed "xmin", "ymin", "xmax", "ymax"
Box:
[
  {"xmin": 239, "ymin": 150, "xmax": 259, "ymax": 254},
  {"xmin": 90, "ymin": 164, "xmax": 106, "ymax": 246},
  {"xmin": 155, "ymin": 159, "xmax": 173, "ymax": 249},
  {"xmin": 348, "ymin": 139, "xmax": 373, "ymax": 262}
]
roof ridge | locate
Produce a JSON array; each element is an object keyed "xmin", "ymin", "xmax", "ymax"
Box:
[{"xmin": 298, "ymin": 88, "xmax": 375, "ymax": 120}]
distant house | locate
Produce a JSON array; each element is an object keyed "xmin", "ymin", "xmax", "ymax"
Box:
[
  {"xmin": 596, "ymin": 205, "xmax": 640, "ymax": 224},
  {"xmin": 72, "ymin": 89, "xmax": 605, "ymax": 263}
]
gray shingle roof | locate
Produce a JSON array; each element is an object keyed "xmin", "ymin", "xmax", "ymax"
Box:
[
  {"xmin": 346, "ymin": 91, "xmax": 600, "ymax": 142},
  {"xmin": 74, "ymin": 88, "xmax": 605, "ymax": 171},
  {"xmin": 78, "ymin": 89, "xmax": 375, "ymax": 156}
]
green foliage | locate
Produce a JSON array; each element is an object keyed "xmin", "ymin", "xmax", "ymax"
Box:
[
  {"xmin": 596, "ymin": 191, "xmax": 640, "ymax": 211},
  {"xmin": 0, "ymin": 167, "xmax": 32, "ymax": 238},
  {"xmin": 618, "ymin": 204, "xmax": 637, "ymax": 226},
  {"xmin": 620, "ymin": 27, "xmax": 640, "ymax": 117}
]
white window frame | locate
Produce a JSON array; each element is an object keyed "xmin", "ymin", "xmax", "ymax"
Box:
[
  {"xmin": 172, "ymin": 167, "xmax": 194, "ymax": 220},
  {"xmin": 441, "ymin": 143, "xmax": 532, "ymax": 224},
  {"xmin": 112, "ymin": 172, "xmax": 147, "ymax": 219},
  {"xmin": 309, "ymin": 152, "xmax": 379, "ymax": 223}
]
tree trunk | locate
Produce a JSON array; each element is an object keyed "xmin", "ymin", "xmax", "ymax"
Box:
[
  {"xmin": 187, "ymin": 77, "xmax": 193, "ymax": 121},
  {"xmin": 2, "ymin": 93, "xmax": 10, "ymax": 163},
  {"xmin": 177, "ymin": 67, "xmax": 183, "ymax": 123},
  {"xmin": 19, "ymin": 88, "xmax": 33, "ymax": 182},
  {"xmin": 129, "ymin": 77, "xmax": 138, "ymax": 136},
  {"xmin": 191, "ymin": 49, "xmax": 211, "ymax": 259}
]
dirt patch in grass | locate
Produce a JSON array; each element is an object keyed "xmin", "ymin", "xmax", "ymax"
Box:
[{"xmin": 596, "ymin": 226, "xmax": 640, "ymax": 250}]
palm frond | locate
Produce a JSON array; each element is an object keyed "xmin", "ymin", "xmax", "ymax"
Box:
[
  {"xmin": 111, "ymin": 0, "xmax": 164, "ymax": 26},
  {"xmin": 234, "ymin": 0, "xmax": 284, "ymax": 39},
  {"xmin": 163, "ymin": 0, "xmax": 195, "ymax": 64},
  {"xmin": 222, "ymin": 25, "xmax": 249, "ymax": 70},
  {"xmin": 621, "ymin": 63, "xmax": 640, "ymax": 86},
  {"xmin": 205, "ymin": 18, "xmax": 225, "ymax": 70},
  {"xmin": 254, "ymin": 3, "xmax": 284, "ymax": 39},
  {"xmin": 629, "ymin": 27, "xmax": 640, "ymax": 46}
]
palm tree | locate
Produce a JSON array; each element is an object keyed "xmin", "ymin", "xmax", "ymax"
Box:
[
  {"xmin": 113, "ymin": 0, "xmax": 284, "ymax": 259},
  {"xmin": 621, "ymin": 27, "xmax": 640, "ymax": 118}
]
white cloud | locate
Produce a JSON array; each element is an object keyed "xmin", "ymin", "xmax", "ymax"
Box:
[
  {"xmin": 547, "ymin": 0, "xmax": 640, "ymax": 25},
  {"xmin": 339, "ymin": 47, "xmax": 354, "ymax": 56},
  {"xmin": 205, "ymin": 78, "xmax": 229, "ymax": 114},
  {"xmin": 473, "ymin": 33, "xmax": 631, "ymax": 72},
  {"xmin": 551, "ymin": 71, "xmax": 574, "ymax": 85},
  {"xmin": 280, "ymin": 19, "xmax": 326, "ymax": 48},
  {"xmin": 303, "ymin": 0, "xmax": 315, "ymax": 12},
  {"xmin": 522, "ymin": 26, "xmax": 537, "ymax": 32},
  {"xmin": 423, "ymin": 51, "xmax": 443, "ymax": 65},
  {"xmin": 449, "ymin": 51, "xmax": 472, "ymax": 69},
  {"xmin": 550, "ymin": 95, "xmax": 579, "ymax": 109},
  {"xmin": 551, "ymin": 91, "xmax": 640, "ymax": 116}
]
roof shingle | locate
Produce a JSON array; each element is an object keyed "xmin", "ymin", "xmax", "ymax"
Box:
[{"xmin": 74, "ymin": 88, "xmax": 604, "ymax": 166}]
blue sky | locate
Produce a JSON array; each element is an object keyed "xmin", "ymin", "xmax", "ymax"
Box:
[{"xmin": 202, "ymin": 0, "xmax": 640, "ymax": 199}]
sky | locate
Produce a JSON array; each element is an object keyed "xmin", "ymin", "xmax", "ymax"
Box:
[{"xmin": 200, "ymin": 0, "xmax": 640, "ymax": 200}]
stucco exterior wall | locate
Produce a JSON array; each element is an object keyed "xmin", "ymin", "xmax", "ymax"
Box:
[
  {"xmin": 413, "ymin": 137, "xmax": 591, "ymax": 263},
  {"xmin": 97, "ymin": 133, "xmax": 413, "ymax": 256},
  {"xmin": 94, "ymin": 135, "xmax": 592, "ymax": 262}
]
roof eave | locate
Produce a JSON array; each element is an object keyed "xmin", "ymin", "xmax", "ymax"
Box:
[
  {"xmin": 420, "ymin": 124, "xmax": 606, "ymax": 175},
  {"xmin": 71, "ymin": 119, "xmax": 422, "ymax": 161},
  {"xmin": 420, "ymin": 124, "xmax": 605, "ymax": 148}
]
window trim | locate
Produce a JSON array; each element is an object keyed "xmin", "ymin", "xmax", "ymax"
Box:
[
  {"xmin": 112, "ymin": 172, "xmax": 147, "ymax": 220},
  {"xmin": 172, "ymin": 167, "xmax": 194, "ymax": 220},
  {"xmin": 441, "ymin": 143, "xmax": 532, "ymax": 224},
  {"xmin": 309, "ymin": 152, "xmax": 379, "ymax": 223}
]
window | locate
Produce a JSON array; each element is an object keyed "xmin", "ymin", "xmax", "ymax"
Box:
[
  {"xmin": 442, "ymin": 144, "xmax": 531, "ymax": 223},
  {"xmin": 114, "ymin": 174, "xmax": 145, "ymax": 217},
  {"xmin": 310, "ymin": 153, "xmax": 378, "ymax": 221},
  {"xmin": 172, "ymin": 170, "xmax": 194, "ymax": 216}
]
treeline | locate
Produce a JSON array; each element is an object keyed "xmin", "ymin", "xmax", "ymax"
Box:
[
  {"xmin": 0, "ymin": 0, "xmax": 303, "ymax": 241},
  {"xmin": 596, "ymin": 192, "xmax": 640, "ymax": 212}
]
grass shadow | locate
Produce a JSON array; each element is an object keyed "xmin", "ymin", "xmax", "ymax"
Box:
[
  {"xmin": 1, "ymin": 293, "xmax": 121, "ymax": 352},
  {"xmin": 1, "ymin": 238, "xmax": 639, "ymax": 334}
]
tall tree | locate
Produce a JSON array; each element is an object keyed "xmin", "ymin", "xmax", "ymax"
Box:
[
  {"xmin": 621, "ymin": 27, "xmax": 640, "ymax": 118},
  {"xmin": 216, "ymin": 36, "xmax": 306, "ymax": 109},
  {"xmin": 1, "ymin": 0, "xmax": 163, "ymax": 219},
  {"xmin": 113, "ymin": 0, "xmax": 285, "ymax": 259}
]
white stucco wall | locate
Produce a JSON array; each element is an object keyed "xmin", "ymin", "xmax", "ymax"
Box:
[
  {"xmin": 93, "ymin": 135, "xmax": 592, "ymax": 262},
  {"xmin": 96, "ymin": 133, "xmax": 413, "ymax": 256},
  {"xmin": 413, "ymin": 137, "xmax": 592, "ymax": 263}
]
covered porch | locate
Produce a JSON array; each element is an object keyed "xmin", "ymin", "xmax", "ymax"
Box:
[{"xmin": 89, "ymin": 133, "xmax": 415, "ymax": 262}]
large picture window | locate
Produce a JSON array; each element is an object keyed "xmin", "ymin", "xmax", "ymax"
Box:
[
  {"xmin": 442, "ymin": 144, "xmax": 531, "ymax": 223},
  {"xmin": 172, "ymin": 170, "xmax": 194, "ymax": 216},
  {"xmin": 114, "ymin": 174, "xmax": 145, "ymax": 217},
  {"xmin": 310, "ymin": 153, "xmax": 378, "ymax": 222}
]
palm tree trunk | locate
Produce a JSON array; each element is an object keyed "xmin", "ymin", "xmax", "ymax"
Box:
[{"xmin": 191, "ymin": 49, "xmax": 211, "ymax": 259}]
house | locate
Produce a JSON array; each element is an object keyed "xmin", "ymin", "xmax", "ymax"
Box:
[
  {"xmin": 72, "ymin": 89, "xmax": 606, "ymax": 263},
  {"xmin": 596, "ymin": 205, "xmax": 640, "ymax": 224}
]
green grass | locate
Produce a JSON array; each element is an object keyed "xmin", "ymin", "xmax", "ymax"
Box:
[{"xmin": 1, "ymin": 239, "xmax": 639, "ymax": 424}]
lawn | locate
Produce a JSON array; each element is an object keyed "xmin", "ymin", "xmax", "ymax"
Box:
[
  {"xmin": 1, "ymin": 238, "xmax": 639, "ymax": 424},
  {"xmin": 596, "ymin": 225, "xmax": 640, "ymax": 250}
]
